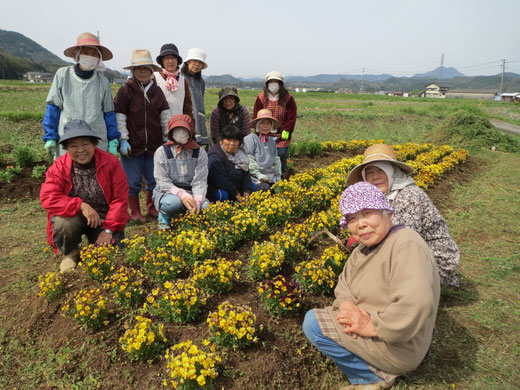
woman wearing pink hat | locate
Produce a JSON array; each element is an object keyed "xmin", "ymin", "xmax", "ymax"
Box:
[
  {"xmin": 303, "ymin": 182, "xmax": 440, "ymax": 390},
  {"xmin": 42, "ymin": 32, "xmax": 119, "ymax": 159},
  {"xmin": 253, "ymin": 71, "xmax": 297, "ymax": 174}
]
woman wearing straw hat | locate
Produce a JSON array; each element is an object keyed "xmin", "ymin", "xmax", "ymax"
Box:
[
  {"xmin": 243, "ymin": 109, "xmax": 282, "ymax": 190},
  {"xmin": 154, "ymin": 43, "xmax": 193, "ymax": 120},
  {"xmin": 153, "ymin": 114, "xmax": 209, "ymax": 230},
  {"xmin": 40, "ymin": 120, "xmax": 129, "ymax": 272},
  {"xmin": 346, "ymin": 143, "xmax": 460, "ymax": 287},
  {"xmin": 303, "ymin": 182, "xmax": 440, "ymax": 390},
  {"xmin": 181, "ymin": 48, "xmax": 209, "ymax": 147},
  {"xmin": 210, "ymin": 86, "xmax": 251, "ymax": 143},
  {"xmin": 253, "ymin": 71, "xmax": 297, "ymax": 174},
  {"xmin": 114, "ymin": 49, "xmax": 171, "ymax": 223},
  {"xmin": 42, "ymin": 32, "xmax": 119, "ymax": 159}
]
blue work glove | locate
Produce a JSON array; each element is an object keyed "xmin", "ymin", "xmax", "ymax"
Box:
[
  {"xmin": 119, "ymin": 139, "xmax": 131, "ymax": 157},
  {"xmin": 281, "ymin": 130, "xmax": 290, "ymax": 140},
  {"xmin": 44, "ymin": 140, "xmax": 56, "ymax": 157},
  {"xmin": 108, "ymin": 139, "xmax": 118, "ymax": 156}
]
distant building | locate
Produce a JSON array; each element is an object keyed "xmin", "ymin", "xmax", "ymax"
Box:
[
  {"xmin": 419, "ymin": 83, "xmax": 449, "ymax": 98},
  {"xmin": 445, "ymin": 90, "xmax": 497, "ymax": 100},
  {"xmin": 499, "ymin": 93, "xmax": 520, "ymax": 103},
  {"xmin": 26, "ymin": 71, "xmax": 53, "ymax": 83}
]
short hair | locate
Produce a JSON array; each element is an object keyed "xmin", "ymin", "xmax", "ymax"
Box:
[
  {"xmin": 220, "ymin": 125, "xmax": 243, "ymax": 143},
  {"xmin": 62, "ymin": 136, "xmax": 99, "ymax": 150}
]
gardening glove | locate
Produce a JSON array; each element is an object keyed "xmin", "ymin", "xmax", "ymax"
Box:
[
  {"xmin": 108, "ymin": 139, "xmax": 118, "ymax": 156},
  {"xmin": 119, "ymin": 139, "xmax": 131, "ymax": 157},
  {"xmin": 44, "ymin": 140, "xmax": 56, "ymax": 157},
  {"xmin": 281, "ymin": 130, "xmax": 290, "ymax": 140}
]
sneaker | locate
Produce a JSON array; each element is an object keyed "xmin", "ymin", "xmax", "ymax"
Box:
[
  {"xmin": 338, "ymin": 380, "xmax": 394, "ymax": 390},
  {"xmin": 60, "ymin": 248, "xmax": 79, "ymax": 272},
  {"xmin": 157, "ymin": 212, "xmax": 171, "ymax": 230}
]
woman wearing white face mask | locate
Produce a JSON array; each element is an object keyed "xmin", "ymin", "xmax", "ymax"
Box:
[
  {"xmin": 42, "ymin": 32, "xmax": 120, "ymax": 159},
  {"xmin": 253, "ymin": 71, "xmax": 297, "ymax": 174},
  {"xmin": 152, "ymin": 114, "xmax": 209, "ymax": 229}
]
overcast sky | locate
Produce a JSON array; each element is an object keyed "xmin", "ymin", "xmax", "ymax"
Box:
[{"xmin": 2, "ymin": 0, "xmax": 519, "ymax": 78}]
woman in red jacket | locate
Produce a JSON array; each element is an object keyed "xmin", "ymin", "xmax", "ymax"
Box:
[
  {"xmin": 253, "ymin": 71, "xmax": 297, "ymax": 174},
  {"xmin": 40, "ymin": 119, "xmax": 129, "ymax": 272}
]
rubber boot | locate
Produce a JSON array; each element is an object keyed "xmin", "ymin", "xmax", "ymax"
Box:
[
  {"xmin": 60, "ymin": 247, "xmax": 79, "ymax": 272},
  {"xmin": 146, "ymin": 191, "xmax": 159, "ymax": 218},
  {"xmin": 157, "ymin": 211, "xmax": 171, "ymax": 230},
  {"xmin": 128, "ymin": 196, "xmax": 146, "ymax": 223}
]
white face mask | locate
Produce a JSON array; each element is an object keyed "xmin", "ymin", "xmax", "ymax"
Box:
[
  {"xmin": 268, "ymin": 82, "xmax": 280, "ymax": 94},
  {"xmin": 172, "ymin": 128, "xmax": 190, "ymax": 144},
  {"xmin": 79, "ymin": 54, "xmax": 99, "ymax": 71}
]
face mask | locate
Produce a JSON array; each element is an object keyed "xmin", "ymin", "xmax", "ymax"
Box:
[
  {"xmin": 268, "ymin": 82, "xmax": 280, "ymax": 94},
  {"xmin": 172, "ymin": 128, "xmax": 190, "ymax": 144},
  {"xmin": 79, "ymin": 54, "xmax": 99, "ymax": 71}
]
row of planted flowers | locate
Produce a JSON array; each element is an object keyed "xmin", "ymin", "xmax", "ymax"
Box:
[{"xmin": 37, "ymin": 139, "xmax": 469, "ymax": 389}]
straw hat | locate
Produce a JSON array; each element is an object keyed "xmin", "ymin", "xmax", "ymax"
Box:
[
  {"xmin": 251, "ymin": 109, "xmax": 280, "ymax": 129},
  {"xmin": 346, "ymin": 144, "xmax": 414, "ymax": 186},
  {"xmin": 185, "ymin": 48, "xmax": 207, "ymax": 69},
  {"xmin": 63, "ymin": 32, "xmax": 113, "ymax": 61},
  {"xmin": 123, "ymin": 49, "xmax": 162, "ymax": 73},
  {"xmin": 265, "ymin": 70, "xmax": 284, "ymax": 84}
]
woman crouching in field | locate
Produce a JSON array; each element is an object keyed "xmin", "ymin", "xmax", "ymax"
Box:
[
  {"xmin": 40, "ymin": 120, "xmax": 129, "ymax": 272},
  {"xmin": 303, "ymin": 182, "xmax": 440, "ymax": 390}
]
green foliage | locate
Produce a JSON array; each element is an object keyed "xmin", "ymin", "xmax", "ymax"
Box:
[
  {"xmin": 0, "ymin": 111, "xmax": 44, "ymax": 122},
  {"xmin": 288, "ymin": 140, "xmax": 323, "ymax": 157},
  {"xmin": 0, "ymin": 165, "xmax": 21, "ymax": 183},
  {"xmin": 31, "ymin": 165, "xmax": 47, "ymax": 179},
  {"xmin": 13, "ymin": 145, "xmax": 37, "ymax": 168}
]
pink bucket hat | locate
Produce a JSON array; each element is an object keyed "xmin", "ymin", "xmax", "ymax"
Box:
[{"xmin": 339, "ymin": 182, "xmax": 394, "ymax": 227}]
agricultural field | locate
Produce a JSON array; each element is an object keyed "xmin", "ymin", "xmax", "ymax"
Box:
[{"xmin": 0, "ymin": 80, "xmax": 519, "ymax": 389}]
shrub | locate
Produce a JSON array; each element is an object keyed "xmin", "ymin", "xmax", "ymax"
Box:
[
  {"xmin": 13, "ymin": 146, "xmax": 37, "ymax": 168},
  {"xmin": 0, "ymin": 165, "xmax": 21, "ymax": 183},
  {"xmin": 31, "ymin": 164, "xmax": 47, "ymax": 179}
]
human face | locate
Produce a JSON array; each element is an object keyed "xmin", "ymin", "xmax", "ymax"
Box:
[
  {"xmin": 162, "ymin": 55, "xmax": 178, "ymax": 73},
  {"xmin": 222, "ymin": 96, "xmax": 236, "ymax": 110},
  {"xmin": 134, "ymin": 66, "xmax": 152, "ymax": 83},
  {"xmin": 80, "ymin": 47, "xmax": 100, "ymax": 59},
  {"xmin": 187, "ymin": 60, "xmax": 204, "ymax": 75},
  {"xmin": 258, "ymin": 119, "xmax": 273, "ymax": 135},
  {"xmin": 346, "ymin": 209, "xmax": 392, "ymax": 248},
  {"xmin": 364, "ymin": 165, "xmax": 390, "ymax": 194},
  {"xmin": 65, "ymin": 137, "xmax": 96, "ymax": 165},
  {"xmin": 220, "ymin": 138, "xmax": 240, "ymax": 154}
]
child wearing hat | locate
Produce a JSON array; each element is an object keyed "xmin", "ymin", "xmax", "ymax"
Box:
[
  {"xmin": 114, "ymin": 49, "xmax": 171, "ymax": 223},
  {"xmin": 181, "ymin": 48, "xmax": 209, "ymax": 147},
  {"xmin": 42, "ymin": 32, "xmax": 120, "ymax": 159},
  {"xmin": 152, "ymin": 114, "xmax": 209, "ymax": 230}
]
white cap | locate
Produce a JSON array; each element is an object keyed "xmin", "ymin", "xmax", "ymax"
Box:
[
  {"xmin": 265, "ymin": 70, "xmax": 284, "ymax": 83},
  {"xmin": 184, "ymin": 48, "xmax": 207, "ymax": 69}
]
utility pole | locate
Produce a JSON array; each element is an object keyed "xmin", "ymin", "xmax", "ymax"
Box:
[
  {"xmin": 360, "ymin": 68, "xmax": 365, "ymax": 93},
  {"xmin": 438, "ymin": 54, "xmax": 444, "ymax": 82},
  {"xmin": 500, "ymin": 59, "xmax": 506, "ymax": 94}
]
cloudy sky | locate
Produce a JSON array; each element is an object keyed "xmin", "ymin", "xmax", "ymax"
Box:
[{"xmin": 2, "ymin": 0, "xmax": 519, "ymax": 78}]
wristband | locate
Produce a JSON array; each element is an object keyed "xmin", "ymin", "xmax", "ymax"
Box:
[{"xmin": 104, "ymin": 229, "xmax": 113, "ymax": 235}]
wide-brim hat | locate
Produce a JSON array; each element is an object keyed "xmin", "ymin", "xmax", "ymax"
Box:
[
  {"xmin": 156, "ymin": 43, "xmax": 183, "ymax": 67},
  {"xmin": 346, "ymin": 143, "xmax": 414, "ymax": 186},
  {"xmin": 123, "ymin": 49, "xmax": 162, "ymax": 72},
  {"xmin": 59, "ymin": 119, "xmax": 101, "ymax": 144},
  {"xmin": 265, "ymin": 70, "xmax": 284, "ymax": 84},
  {"xmin": 218, "ymin": 86, "xmax": 240, "ymax": 104},
  {"xmin": 251, "ymin": 109, "xmax": 280, "ymax": 129},
  {"xmin": 185, "ymin": 48, "xmax": 207, "ymax": 69},
  {"xmin": 63, "ymin": 32, "xmax": 113, "ymax": 61}
]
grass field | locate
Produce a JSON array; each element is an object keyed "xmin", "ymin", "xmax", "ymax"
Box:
[{"xmin": 0, "ymin": 80, "xmax": 519, "ymax": 389}]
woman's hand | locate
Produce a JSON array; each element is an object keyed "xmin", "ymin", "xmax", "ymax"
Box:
[
  {"xmin": 80, "ymin": 202, "xmax": 101, "ymax": 228},
  {"xmin": 337, "ymin": 303, "xmax": 377, "ymax": 338},
  {"xmin": 96, "ymin": 231, "xmax": 113, "ymax": 245},
  {"xmin": 181, "ymin": 193, "xmax": 197, "ymax": 214}
]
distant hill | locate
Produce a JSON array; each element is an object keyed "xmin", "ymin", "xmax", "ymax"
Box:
[
  {"xmin": 411, "ymin": 66, "xmax": 465, "ymax": 79},
  {"xmin": 285, "ymin": 73, "xmax": 394, "ymax": 83}
]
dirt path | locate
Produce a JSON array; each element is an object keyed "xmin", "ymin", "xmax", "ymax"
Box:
[{"xmin": 490, "ymin": 119, "xmax": 520, "ymax": 136}]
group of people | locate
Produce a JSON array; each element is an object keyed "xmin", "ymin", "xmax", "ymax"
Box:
[{"xmin": 40, "ymin": 32, "xmax": 461, "ymax": 390}]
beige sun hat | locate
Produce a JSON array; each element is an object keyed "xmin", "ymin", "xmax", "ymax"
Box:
[
  {"xmin": 123, "ymin": 49, "xmax": 162, "ymax": 73},
  {"xmin": 265, "ymin": 70, "xmax": 284, "ymax": 83},
  {"xmin": 251, "ymin": 109, "xmax": 280, "ymax": 129},
  {"xmin": 346, "ymin": 143, "xmax": 414, "ymax": 186},
  {"xmin": 63, "ymin": 32, "xmax": 113, "ymax": 61}
]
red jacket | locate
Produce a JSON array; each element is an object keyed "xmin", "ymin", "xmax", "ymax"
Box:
[{"xmin": 40, "ymin": 148, "xmax": 130, "ymax": 254}]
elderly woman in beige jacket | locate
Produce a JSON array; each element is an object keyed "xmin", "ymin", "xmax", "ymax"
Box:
[{"xmin": 303, "ymin": 182, "xmax": 440, "ymax": 390}]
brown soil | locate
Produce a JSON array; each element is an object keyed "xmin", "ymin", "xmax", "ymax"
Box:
[{"xmin": 2, "ymin": 150, "xmax": 478, "ymax": 389}]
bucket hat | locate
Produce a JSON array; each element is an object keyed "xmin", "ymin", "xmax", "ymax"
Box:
[
  {"xmin": 346, "ymin": 144, "xmax": 414, "ymax": 186},
  {"xmin": 265, "ymin": 70, "xmax": 284, "ymax": 84},
  {"xmin": 63, "ymin": 32, "xmax": 113, "ymax": 61},
  {"xmin": 156, "ymin": 43, "xmax": 183, "ymax": 67},
  {"xmin": 123, "ymin": 49, "xmax": 162, "ymax": 73},
  {"xmin": 218, "ymin": 86, "xmax": 240, "ymax": 104},
  {"xmin": 184, "ymin": 48, "xmax": 207, "ymax": 69},
  {"xmin": 339, "ymin": 182, "xmax": 394, "ymax": 227},
  {"xmin": 251, "ymin": 109, "xmax": 280, "ymax": 129},
  {"xmin": 58, "ymin": 119, "xmax": 101, "ymax": 145}
]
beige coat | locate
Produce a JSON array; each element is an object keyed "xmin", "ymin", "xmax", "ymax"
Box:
[{"xmin": 317, "ymin": 228, "xmax": 440, "ymax": 374}]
